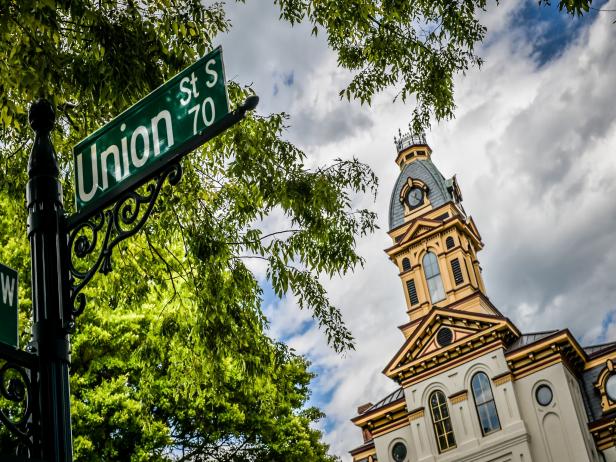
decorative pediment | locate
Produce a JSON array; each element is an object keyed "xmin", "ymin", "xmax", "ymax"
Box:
[
  {"xmin": 397, "ymin": 218, "xmax": 442, "ymax": 245},
  {"xmin": 384, "ymin": 308, "xmax": 520, "ymax": 384},
  {"xmin": 414, "ymin": 324, "xmax": 477, "ymax": 359},
  {"xmin": 466, "ymin": 216, "xmax": 482, "ymax": 243}
]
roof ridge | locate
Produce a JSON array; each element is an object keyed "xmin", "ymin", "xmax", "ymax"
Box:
[
  {"xmin": 520, "ymin": 329, "xmax": 560, "ymax": 336},
  {"xmin": 583, "ymin": 339, "xmax": 616, "ymax": 349},
  {"xmin": 365, "ymin": 387, "xmax": 404, "ymax": 412}
]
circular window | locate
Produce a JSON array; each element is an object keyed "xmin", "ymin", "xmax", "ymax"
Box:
[
  {"xmin": 536, "ymin": 384, "xmax": 553, "ymax": 406},
  {"xmin": 606, "ymin": 375, "xmax": 616, "ymax": 402},
  {"xmin": 391, "ymin": 441, "xmax": 407, "ymax": 462},
  {"xmin": 436, "ymin": 327, "xmax": 453, "ymax": 347}
]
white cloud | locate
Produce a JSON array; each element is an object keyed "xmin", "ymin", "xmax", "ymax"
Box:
[{"xmin": 220, "ymin": 0, "xmax": 616, "ymax": 459}]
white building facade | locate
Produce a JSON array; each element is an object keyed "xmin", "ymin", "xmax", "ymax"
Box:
[{"xmin": 349, "ymin": 134, "xmax": 616, "ymax": 462}]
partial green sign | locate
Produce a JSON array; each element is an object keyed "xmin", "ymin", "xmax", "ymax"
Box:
[
  {"xmin": 73, "ymin": 46, "xmax": 230, "ymax": 214},
  {"xmin": 0, "ymin": 263, "xmax": 18, "ymax": 348}
]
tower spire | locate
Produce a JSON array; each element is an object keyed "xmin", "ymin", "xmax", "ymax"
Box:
[
  {"xmin": 394, "ymin": 127, "xmax": 427, "ymax": 153},
  {"xmin": 393, "ymin": 127, "xmax": 431, "ymax": 169}
]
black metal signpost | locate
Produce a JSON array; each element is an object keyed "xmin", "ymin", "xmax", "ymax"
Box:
[{"xmin": 0, "ymin": 47, "xmax": 258, "ymax": 461}]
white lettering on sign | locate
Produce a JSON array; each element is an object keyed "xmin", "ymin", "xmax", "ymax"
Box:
[
  {"xmin": 188, "ymin": 98, "xmax": 216, "ymax": 135},
  {"xmin": 75, "ymin": 109, "xmax": 176, "ymax": 203},
  {"xmin": 130, "ymin": 125, "xmax": 150, "ymax": 168},
  {"xmin": 151, "ymin": 110, "xmax": 174, "ymax": 157},
  {"xmin": 179, "ymin": 77, "xmax": 192, "ymax": 105},
  {"xmin": 178, "ymin": 72, "xmax": 200, "ymax": 106},
  {"xmin": 1, "ymin": 273, "xmax": 15, "ymax": 307},
  {"xmin": 205, "ymin": 59, "xmax": 218, "ymax": 88},
  {"xmin": 77, "ymin": 145, "xmax": 99, "ymax": 202}
]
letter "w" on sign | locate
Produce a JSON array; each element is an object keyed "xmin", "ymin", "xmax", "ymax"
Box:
[{"xmin": 1, "ymin": 273, "xmax": 15, "ymax": 306}]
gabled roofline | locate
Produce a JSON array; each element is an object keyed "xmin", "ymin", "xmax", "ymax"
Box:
[
  {"xmin": 505, "ymin": 329, "xmax": 587, "ymax": 360},
  {"xmin": 505, "ymin": 329, "xmax": 589, "ymax": 376},
  {"xmin": 383, "ymin": 306, "xmax": 521, "ymax": 377},
  {"xmin": 396, "ymin": 292, "xmax": 504, "ymax": 331},
  {"xmin": 385, "ymin": 208, "xmax": 483, "ymax": 257},
  {"xmin": 387, "ymin": 201, "xmax": 457, "ymax": 234}
]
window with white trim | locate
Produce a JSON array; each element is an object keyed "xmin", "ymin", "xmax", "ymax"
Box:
[{"xmin": 423, "ymin": 252, "xmax": 445, "ymax": 303}]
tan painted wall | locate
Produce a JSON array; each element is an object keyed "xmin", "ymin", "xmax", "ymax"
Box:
[
  {"xmin": 602, "ymin": 446, "xmax": 616, "ymax": 462},
  {"xmin": 373, "ymin": 425, "xmax": 415, "ymax": 462},
  {"xmin": 513, "ymin": 362, "xmax": 600, "ymax": 462},
  {"xmin": 374, "ymin": 348, "xmax": 533, "ymax": 462},
  {"xmin": 372, "ymin": 352, "xmax": 608, "ymax": 462}
]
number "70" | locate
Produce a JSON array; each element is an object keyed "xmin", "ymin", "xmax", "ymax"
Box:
[{"xmin": 188, "ymin": 97, "xmax": 215, "ymax": 135}]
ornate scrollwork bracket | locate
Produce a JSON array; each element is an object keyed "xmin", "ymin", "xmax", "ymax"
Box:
[
  {"xmin": 0, "ymin": 344, "xmax": 40, "ymax": 457},
  {"xmin": 66, "ymin": 162, "xmax": 183, "ymax": 324},
  {"xmin": 64, "ymin": 94, "xmax": 259, "ymax": 328}
]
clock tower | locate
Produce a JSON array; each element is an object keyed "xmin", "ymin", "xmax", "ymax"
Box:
[
  {"xmin": 387, "ymin": 131, "xmax": 490, "ymax": 337},
  {"xmin": 348, "ymin": 132, "xmax": 616, "ymax": 462}
]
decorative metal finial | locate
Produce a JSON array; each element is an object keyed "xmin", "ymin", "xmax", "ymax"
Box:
[
  {"xmin": 29, "ymin": 99, "xmax": 55, "ymax": 133},
  {"xmin": 393, "ymin": 127, "xmax": 427, "ymax": 153},
  {"xmin": 28, "ymin": 99, "xmax": 59, "ymax": 178}
]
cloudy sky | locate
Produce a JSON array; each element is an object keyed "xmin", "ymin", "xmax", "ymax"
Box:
[{"xmin": 218, "ymin": 1, "xmax": 616, "ymax": 459}]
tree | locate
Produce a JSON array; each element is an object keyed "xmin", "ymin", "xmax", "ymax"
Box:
[
  {"xmin": 273, "ymin": 0, "xmax": 597, "ymax": 132},
  {"xmin": 2, "ymin": 0, "xmax": 592, "ymax": 459},
  {"xmin": 0, "ymin": 1, "xmax": 377, "ymax": 460}
]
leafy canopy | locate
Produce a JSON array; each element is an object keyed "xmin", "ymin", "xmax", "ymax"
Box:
[
  {"xmin": 272, "ymin": 0, "xmax": 598, "ymax": 132},
  {"xmin": 0, "ymin": 0, "xmax": 378, "ymax": 460},
  {"xmin": 0, "ymin": 0, "xmax": 597, "ymax": 459}
]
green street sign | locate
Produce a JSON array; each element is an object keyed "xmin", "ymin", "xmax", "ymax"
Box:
[
  {"xmin": 73, "ymin": 46, "xmax": 230, "ymax": 215},
  {"xmin": 0, "ymin": 262, "xmax": 18, "ymax": 348}
]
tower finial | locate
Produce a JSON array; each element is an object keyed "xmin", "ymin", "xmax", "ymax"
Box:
[{"xmin": 393, "ymin": 127, "xmax": 427, "ymax": 153}]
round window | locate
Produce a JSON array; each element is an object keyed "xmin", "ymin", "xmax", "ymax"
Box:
[
  {"xmin": 436, "ymin": 327, "xmax": 453, "ymax": 347},
  {"xmin": 391, "ymin": 441, "xmax": 407, "ymax": 462},
  {"xmin": 536, "ymin": 384, "xmax": 553, "ymax": 406},
  {"xmin": 606, "ymin": 375, "xmax": 616, "ymax": 402}
]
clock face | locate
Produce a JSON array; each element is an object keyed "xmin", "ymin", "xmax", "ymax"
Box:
[
  {"xmin": 406, "ymin": 187, "xmax": 424, "ymax": 207},
  {"xmin": 607, "ymin": 375, "xmax": 616, "ymax": 402}
]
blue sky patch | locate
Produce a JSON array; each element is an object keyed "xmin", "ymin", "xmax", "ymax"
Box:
[
  {"xmin": 283, "ymin": 71, "xmax": 295, "ymax": 87},
  {"xmin": 512, "ymin": 0, "xmax": 607, "ymax": 66},
  {"xmin": 597, "ymin": 310, "xmax": 616, "ymax": 344},
  {"xmin": 272, "ymin": 70, "xmax": 295, "ymax": 96}
]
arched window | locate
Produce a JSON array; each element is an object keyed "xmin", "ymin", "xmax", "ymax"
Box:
[
  {"xmin": 445, "ymin": 236, "xmax": 455, "ymax": 249},
  {"xmin": 471, "ymin": 372, "xmax": 501, "ymax": 435},
  {"xmin": 423, "ymin": 252, "xmax": 446, "ymax": 303},
  {"xmin": 401, "ymin": 257, "xmax": 411, "ymax": 272},
  {"xmin": 429, "ymin": 391, "xmax": 456, "ymax": 452}
]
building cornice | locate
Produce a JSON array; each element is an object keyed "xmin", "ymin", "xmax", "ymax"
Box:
[
  {"xmin": 384, "ymin": 307, "xmax": 520, "ymax": 382},
  {"xmin": 385, "ymin": 207, "xmax": 483, "ymax": 257},
  {"xmin": 351, "ymin": 395, "xmax": 406, "ymax": 426},
  {"xmin": 589, "ymin": 415, "xmax": 616, "ymax": 451},
  {"xmin": 349, "ymin": 439, "xmax": 378, "ymax": 462},
  {"xmin": 505, "ymin": 330, "xmax": 588, "ymax": 379}
]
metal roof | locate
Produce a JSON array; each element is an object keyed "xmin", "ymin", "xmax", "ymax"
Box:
[
  {"xmin": 364, "ymin": 388, "xmax": 404, "ymax": 414},
  {"xmin": 583, "ymin": 340, "xmax": 616, "ymax": 357},
  {"xmin": 505, "ymin": 330, "xmax": 560, "ymax": 353},
  {"xmin": 388, "ymin": 158, "xmax": 454, "ymax": 230}
]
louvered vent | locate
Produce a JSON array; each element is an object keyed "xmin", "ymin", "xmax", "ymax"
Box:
[
  {"xmin": 437, "ymin": 327, "xmax": 453, "ymax": 347},
  {"xmin": 406, "ymin": 279, "xmax": 419, "ymax": 306},
  {"xmin": 402, "ymin": 258, "xmax": 411, "ymax": 272},
  {"xmin": 446, "ymin": 236, "xmax": 455, "ymax": 249},
  {"xmin": 451, "ymin": 258, "xmax": 464, "ymax": 285}
]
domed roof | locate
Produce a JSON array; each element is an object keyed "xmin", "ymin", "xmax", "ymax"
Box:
[{"xmin": 388, "ymin": 158, "xmax": 454, "ymax": 230}]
